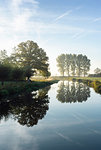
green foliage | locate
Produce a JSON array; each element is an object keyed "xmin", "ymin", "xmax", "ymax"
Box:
[
  {"xmin": 23, "ymin": 66, "xmax": 35, "ymax": 80},
  {"xmin": 69, "ymin": 77, "xmax": 101, "ymax": 95},
  {"xmin": 56, "ymin": 54, "xmax": 65, "ymax": 76},
  {"xmin": 0, "ymin": 64, "xmax": 12, "ymax": 85},
  {"xmin": 39, "ymin": 70, "xmax": 51, "ymax": 78},
  {"xmin": 0, "ymin": 89, "xmax": 9, "ymax": 97},
  {"xmin": 0, "ymin": 50, "xmax": 8, "ymax": 64},
  {"xmin": 11, "ymin": 40, "xmax": 49, "ymax": 78},
  {"xmin": 94, "ymin": 68, "xmax": 101, "ymax": 74},
  {"xmin": 65, "ymin": 54, "xmax": 72, "ymax": 76},
  {"xmin": 56, "ymin": 54, "xmax": 90, "ymax": 77},
  {"xmin": 0, "ymin": 80, "xmax": 58, "ymax": 98},
  {"xmin": 11, "ymin": 67, "xmax": 24, "ymax": 80},
  {"xmin": 0, "ymin": 41, "xmax": 50, "ymax": 83}
]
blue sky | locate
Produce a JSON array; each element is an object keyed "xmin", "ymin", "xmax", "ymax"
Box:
[{"xmin": 0, "ymin": 0, "xmax": 101, "ymax": 75}]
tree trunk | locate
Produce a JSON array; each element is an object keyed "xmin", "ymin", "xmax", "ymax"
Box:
[
  {"xmin": 68, "ymin": 70, "xmax": 69, "ymax": 77},
  {"xmin": 63, "ymin": 71, "xmax": 64, "ymax": 77},
  {"xmin": 27, "ymin": 76, "xmax": 30, "ymax": 82}
]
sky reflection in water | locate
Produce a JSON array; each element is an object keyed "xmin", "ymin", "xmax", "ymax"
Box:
[{"xmin": 0, "ymin": 81, "xmax": 101, "ymax": 150}]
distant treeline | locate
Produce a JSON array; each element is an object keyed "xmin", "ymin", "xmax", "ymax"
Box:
[
  {"xmin": 89, "ymin": 68, "xmax": 101, "ymax": 77},
  {"xmin": 89, "ymin": 73, "xmax": 101, "ymax": 77},
  {"xmin": 56, "ymin": 54, "xmax": 90, "ymax": 77}
]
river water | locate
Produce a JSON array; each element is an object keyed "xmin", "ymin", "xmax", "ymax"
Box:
[{"xmin": 0, "ymin": 81, "xmax": 101, "ymax": 150}]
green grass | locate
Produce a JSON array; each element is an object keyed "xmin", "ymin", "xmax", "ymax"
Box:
[
  {"xmin": 0, "ymin": 80, "xmax": 59, "ymax": 98},
  {"xmin": 68, "ymin": 77, "xmax": 101, "ymax": 94},
  {"xmin": 52, "ymin": 76, "xmax": 101, "ymax": 82},
  {"xmin": 52, "ymin": 76, "xmax": 101, "ymax": 95},
  {"xmin": 69, "ymin": 77, "xmax": 101, "ymax": 82}
]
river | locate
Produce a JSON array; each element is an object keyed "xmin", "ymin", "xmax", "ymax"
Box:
[{"xmin": 0, "ymin": 81, "xmax": 101, "ymax": 150}]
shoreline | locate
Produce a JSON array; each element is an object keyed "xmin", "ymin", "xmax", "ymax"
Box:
[{"xmin": 0, "ymin": 80, "xmax": 59, "ymax": 98}]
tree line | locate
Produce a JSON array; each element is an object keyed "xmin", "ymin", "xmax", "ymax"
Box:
[
  {"xmin": 89, "ymin": 68, "xmax": 101, "ymax": 77},
  {"xmin": 0, "ymin": 40, "xmax": 51, "ymax": 85},
  {"xmin": 56, "ymin": 54, "xmax": 90, "ymax": 77}
]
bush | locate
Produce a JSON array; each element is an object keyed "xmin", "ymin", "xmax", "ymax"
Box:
[{"xmin": 0, "ymin": 89, "xmax": 9, "ymax": 97}]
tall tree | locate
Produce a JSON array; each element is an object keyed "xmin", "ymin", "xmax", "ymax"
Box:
[
  {"xmin": 56, "ymin": 54, "xmax": 65, "ymax": 76},
  {"xmin": 82, "ymin": 56, "xmax": 90, "ymax": 77},
  {"xmin": 11, "ymin": 40, "xmax": 49, "ymax": 79},
  {"xmin": 0, "ymin": 50, "xmax": 9, "ymax": 65},
  {"xmin": 71, "ymin": 54, "xmax": 77, "ymax": 76},
  {"xmin": 76, "ymin": 54, "xmax": 83, "ymax": 77},
  {"xmin": 0, "ymin": 64, "xmax": 11, "ymax": 85},
  {"xmin": 56, "ymin": 53, "xmax": 90, "ymax": 77},
  {"xmin": 65, "ymin": 54, "xmax": 72, "ymax": 76},
  {"xmin": 11, "ymin": 67, "xmax": 24, "ymax": 81}
]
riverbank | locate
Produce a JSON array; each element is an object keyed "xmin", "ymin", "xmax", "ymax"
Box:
[
  {"xmin": 52, "ymin": 76, "xmax": 101, "ymax": 94},
  {"xmin": 52, "ymin": 76, "xmax": 101, "ymax": 82},
  {"xmin": 70, "ymin": 77, "xmax": 101, "ymax": 82},
  {"xmin": 70, "ymin": 77, "xmax": 101, "ymax": 95},
  {"xmin": 0, "ymin": 80, "xmax": 59, "ymax": 98}
]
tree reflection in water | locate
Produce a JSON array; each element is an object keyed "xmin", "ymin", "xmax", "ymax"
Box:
[
  {"xmin": 57, "ymin": 81, "xmax": 90, "ymax": 103},
  {"xmin": 0, "ymin": 86, "xmax": 50, "ymax": 127}
]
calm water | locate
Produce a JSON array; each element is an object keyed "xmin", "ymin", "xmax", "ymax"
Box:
[{"xmin": 0, "ymin": 81, "xmax": 101, "ymax": 150}]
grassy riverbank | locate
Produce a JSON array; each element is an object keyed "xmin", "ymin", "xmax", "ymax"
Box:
[
  {"xmin": 70, "ymin": 77, "xmax": 101, "ymax": 82},
  {"xmin": 69, "ymin": 77, "xmax": 101, "ymax": 94},
  {"xmin": 52, "ymin": 76, "xmax": 101, "ymax": 82},
  {"xmin": 0, "ymin": 80, "xmax": 59, "ymax": 98},
  {"xmin": 52, "ymin": 76, "xmax": 101, "ymax": 94}
]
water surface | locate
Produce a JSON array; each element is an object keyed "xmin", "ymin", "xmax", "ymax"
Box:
[{"xmin": 0, "ymin": 81, "xmax": 101, "ymax": 150}]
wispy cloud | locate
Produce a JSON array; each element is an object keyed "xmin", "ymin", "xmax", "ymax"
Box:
[
  {"xmin": 56, "ymin": 131, "xmax": 82, "ymax": 146},
  {"xmin": 0, "ymin": 0, "xmax": 40, "ymax": 52},
  {"xmin": 56, "ymin": 132, "xmax": 73, "ymax": 142},
  {"xmin": 72, "ymin": 31, "xmax": 85, "ymax": 39},
  {"xmin": 54, "ymin": 10, "xmax": 73, "ymax": 21},
  {"xmin": 93, "ymin": 17, "xmax": 101, "ymax": 22},
  {"xmin": 0, "ymin": 0, "xmax": 101, "ymax": 53},
  {"xmin": 72, "ymin": 29, "xmax": 101, "ymax": 40},
  {"xmin": 12, "ymin": 0, "xmax": 39, "ymax": 7},
  {"xmin": 54, "ymin": 6, "xmax": 82, "ymax": 22}
]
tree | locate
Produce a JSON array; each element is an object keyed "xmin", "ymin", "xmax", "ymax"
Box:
[
  {"xmin": 11, "ymin": 67, "xmax": 24, "ymax": 81},
  {"xmin": 70, "ymin": 54, "xmax": 76, "ymax": 76},
  {"xmin": 56, "ymin": 53, "xmax": 90, "ymax": 77},
  {"xmin": 0, "ymin": 50, "xmax": 7, "ymax": 63},
  {"xmin": 65, "ymin": 54, "xmax": 72, "ymax": 76},
  {"xmin": 82, "ymin": 56, "xmax": 90, "ymax": 77},
  {"xmin": 0, "ymin": 50, "xmax": 10, "ymax": 65},
  {"xmin": 40, "ymin": 70, "xmax": 51, "ymax": 78},
  {"xmin": 24, "ymin": 66, "xmax": 35, "ymax": 80},
  {"xmin": 76, "ymin": 54, "xmax": 83, "ymax": 77},
  {"xmin": 11, "ymin": 40, "xmax": 49, "ymax": 79},
  {"xmin": 94, "ymin": 68, "xmax": 101, "ymax": 74},
  {"xmin": 56, "ymin": 54, "xmax": 65, "ymax": 76},
  {"xmin": 0, "ymin": 64, "xmax": 11, "ymax": 85}
]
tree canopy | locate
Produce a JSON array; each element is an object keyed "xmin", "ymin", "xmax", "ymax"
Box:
[
  {"xmin": 0, "ymin": 40, "xmax": 50, "ymax": 82},
  {"xmin": 94, "ymin": 68, "xmax": 101, "ymax": 74},
  {"xmin": 56, "ymin": 54, "xmax": 90, "ymax": 77},
  {"xmin": 12, "ymin": 41, "xmax": 49, "ymax": 69}
]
